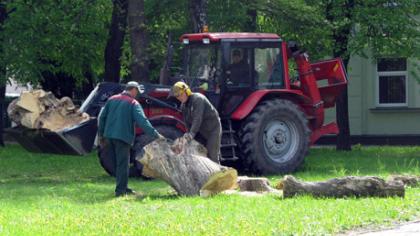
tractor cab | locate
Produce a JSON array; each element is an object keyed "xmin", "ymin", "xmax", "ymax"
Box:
[{"xmin": 180, "ymin": 33, "xmax": 286, "ymax": 117}]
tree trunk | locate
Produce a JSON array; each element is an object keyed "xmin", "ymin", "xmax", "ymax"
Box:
[
  {"xmin": 0, "ymin": 2, "xmax": 7, "ymax": 146},
  {"xmin": 277, "ymin": 175, "xmax": 405, "ymax": 198},
  {"xmin": 104, "ymin": 0, "xmax": 128, "ymax": 83},
  {"xmin": 0, "ymin": 85, "xmax": 5, "ymax": 146},
  {"xmin": 137, "ymin": 138, "xmax": 237, "ymax": 196},
  {"xmin": 128, "ymin": 0, "xmax": 149, "ymax": 82},
  {"xmin": 245, "ymin": 9, "xmax": 257, "ymax": 32},
  {"xmin": 325, "ymin": 1, "xmax": 354, "ymax": 151},
  {"xmin": 159, "ymin": 32, "xmax": 173, "ymax": 85},
  {"xmin": 336, "ymin": 84, "xmax": 351, "ymax": 150},
  {"xmin": 189, "ymin": 0, "xmax": 208, "ymax": 33}
]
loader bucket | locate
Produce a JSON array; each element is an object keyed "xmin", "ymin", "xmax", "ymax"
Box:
[
  {"xmin": 311, "ymin": 58, "xmax": 348, "ymax": 108},
  {"xmin": 5, "ymin": 118, "xmax": 97, "ymax": 155}
]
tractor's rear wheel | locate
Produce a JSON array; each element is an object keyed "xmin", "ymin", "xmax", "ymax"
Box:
[
  {"xmin": 240, "ymin": 99, "xmax": 310, "ymax": 174},
  {"xmin": 98, "ymin": 125, "xmax": 183, "ymax": 178}
]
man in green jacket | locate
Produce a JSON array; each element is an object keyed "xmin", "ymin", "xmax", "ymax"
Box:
[
  {"xmin": 98, "ymin": 81, "xmax": 163, "ymax": 197},
  {"xmin": 170, "ymin": 81, "xmax": 222, "ymax": 164}
]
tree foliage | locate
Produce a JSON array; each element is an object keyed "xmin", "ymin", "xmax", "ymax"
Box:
[{"xmin": 0, "ymin": 0, "xmax": 111, "ymax": 86}]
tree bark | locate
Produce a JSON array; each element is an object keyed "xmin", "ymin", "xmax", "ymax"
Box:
[
  {"xmin": 325, "ymin": 1, "xmax": 354, "ymax": 151},
  {"xmin": 137, "ymin": 138, "xmax": 237, "ymax": 196},
  {"xmin": 0, "ymin": 2, "xmax": 7, "ymax": 146},
  {"xmin": 128, "ymin": 0, "xmax": 149, "ymax": 82},
  {"xmin": 104, "ymin": 0, "xmax": 128, "ymax": 83},
  {"xmin": 277, "ymin": 175, "xmax": 405, "ymax": 198},
  {"xmin": 189, "ymin": 0, "xmax": 208, "ymax": 33}
]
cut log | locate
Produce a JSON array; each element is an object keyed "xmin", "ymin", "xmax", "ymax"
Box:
[
  {"xmin": 387, "ymin": 175, "xmax": 420, "ymax": 187},
  {"xmin": 137, "ymin": 138, "xmax": 237, "ymax": 196},
  {"xmin": 277, "ymin": 175, "xmax": 405, "ymax": 198},
  {"xmin": 7, "ymin": 89, "xmax": 89, "ymax": 131},
  {"xmin": 237, "ymin": 176, "xmax": 276, "ymax": 192}
]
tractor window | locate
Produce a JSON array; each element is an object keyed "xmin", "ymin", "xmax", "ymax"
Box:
[
  {"xmin": 226, "ymin": 47, "xmax": 252, "ymax": 88},
  {"xmin": 185, "ymin": 45, "xmax": 222, "ymax": 92},
  {"xmin": 254, "ymin": 47, "xmax": 284, "ymax": 89}
]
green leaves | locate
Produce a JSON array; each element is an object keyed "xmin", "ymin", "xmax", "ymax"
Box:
[{"xmin": 1, "ymin": 0, "xmax": 111, "ymax": 85}]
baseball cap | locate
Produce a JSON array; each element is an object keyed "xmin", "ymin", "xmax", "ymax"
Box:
[{"xmin": 126, "ymin": 81, "xmax": 145, "ymax": 94}]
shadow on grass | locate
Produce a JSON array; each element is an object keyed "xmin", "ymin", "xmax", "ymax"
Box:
[{"xmin": 0, "ymin": 175, "xmax": 175, "ymax": 205}]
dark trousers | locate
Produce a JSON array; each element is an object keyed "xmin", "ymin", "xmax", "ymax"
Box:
[
  {"xmin": 107, "ymin": 138, "xmax": 131, "ymax": 195},
  {"xmin": 203, "ymin": 124, "xmax": 222, "ymax": 164}
]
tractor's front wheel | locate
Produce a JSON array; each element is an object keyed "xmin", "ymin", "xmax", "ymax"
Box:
[
  {"xmin": 240, "ymin": 99, "xmax": 310, "ymax": 174},
  {"xmin": 98, "ymin": 125, "xmax": 183, "ymax": 178}
]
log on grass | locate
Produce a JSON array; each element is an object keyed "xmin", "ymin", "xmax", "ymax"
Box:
[
  {"xmin": 137, "ymin": 138, "xmax": 237, "ymax": 196},
  {"xmin": 237, "ymin": 176, "xmax": 276, "ymax": 192},
  {"xmin": 277, "ymin": 175, "xmax": 405, "ymax": 198},
  {"xmin": 387, "ymin": 175, "xmax": 420, "ymax": 187}
]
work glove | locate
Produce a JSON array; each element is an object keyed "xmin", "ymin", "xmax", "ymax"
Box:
[{"xmin": 171, "ymin": 133, "xmax": 193, "ymax": 154}]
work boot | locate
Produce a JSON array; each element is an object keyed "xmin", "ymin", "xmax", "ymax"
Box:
[
  {"xmin": 115, "ymin": 188, "xmax": 136, "ymax": 197},
  {"xmin": 126, "ymin": 188, "xmax": 136, "ymax": 195}
]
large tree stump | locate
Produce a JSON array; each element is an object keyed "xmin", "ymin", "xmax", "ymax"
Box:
[
  {"xmin": 7, "ymin": 89, "xmax": 89, "ymax": 131},
  {"xmin": 277, "ymin": 175, "xmax": 405, "ymax": 198},
  {"xmin": 137, "ymin": 138, "xmax": 237, "ymax": 196}
]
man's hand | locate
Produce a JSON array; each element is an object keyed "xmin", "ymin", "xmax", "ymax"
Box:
[
  {"xmin": 171, "ymin": 137, "xmax": 184, "ymax": 154},
  {"xmin": 183, "ymin": 132, "xmax": 193, "ymax": 142}
]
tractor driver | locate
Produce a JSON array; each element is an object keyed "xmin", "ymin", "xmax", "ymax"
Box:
[
  {"xmin": 169, "ymin": 81, "xmax": 222, "ymax": 164},
  {"xmin": 226, "ymin": 49, "xmax": 249, "ymax": 86}
]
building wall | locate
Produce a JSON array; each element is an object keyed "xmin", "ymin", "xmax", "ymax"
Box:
[{"xmin": 325, "ymin": 56, "xmax": 420, "ymax": 136}]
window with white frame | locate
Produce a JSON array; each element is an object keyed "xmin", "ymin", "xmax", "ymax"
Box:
[{"xmin": 377, "ymin": 58, "xmax": 407, "ymax": 106}]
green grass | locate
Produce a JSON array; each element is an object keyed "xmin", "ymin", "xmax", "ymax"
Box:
[{"xmin": 0, "ymin": 145, "xmax": 419, "ymax": 235}]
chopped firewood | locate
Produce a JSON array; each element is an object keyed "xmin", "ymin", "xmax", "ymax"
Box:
[
  {"xmin": 276, "ymin": 175, "xmax": 405, "ymax": 198},
  {"xmin": 7, "ymin": 89, "xmax": 90, "ymax": 131}
]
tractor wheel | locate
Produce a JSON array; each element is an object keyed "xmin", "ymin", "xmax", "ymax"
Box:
[
  {"xmin": 98, "ymin": 141, "xmax": 141, "ymax": 178},
  {"xmin": 98, "ymin": 125, "xmax": 183, "ymax": 178},
  {"xmin": 240, "ymin": 99, "xmax": 310, "ymax": 174},
  {"xmin": 131, "ymin": 125, "xmax": 183, "ymax": 177}
]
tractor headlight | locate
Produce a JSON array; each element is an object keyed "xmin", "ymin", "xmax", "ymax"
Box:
[
  {"xmin": 183, "ymin": 38, "xmax": 189, "ymax": 44},
  {"xmin": 202, "ymin": 38, "xmax": 210, "ymax": 44}
]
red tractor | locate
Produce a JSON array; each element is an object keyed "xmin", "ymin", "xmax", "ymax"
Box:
[
  {"xmin": 98, "ymin": 32, "xmax": 347, "ymax": 176},
  {"xmin": 6, "ymin": 32, "xmax": 347, "ymax": 175}
]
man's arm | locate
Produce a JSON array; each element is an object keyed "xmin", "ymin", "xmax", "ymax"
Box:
[
  {"xmin": 188, "ymin": 96, "xmax": 205, "ymax": 138},
  {"xmin": 132, "ymin": 103, "xmax": 159, "ymax": 139},
  {"xmin": 98, "ymin": 103, "xmax": 109, "ymax": 137}
]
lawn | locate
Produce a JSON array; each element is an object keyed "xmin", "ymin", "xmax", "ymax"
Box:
[{"xmin": 0, "ymin": 145, "xmax": 419, "ymax": 235}]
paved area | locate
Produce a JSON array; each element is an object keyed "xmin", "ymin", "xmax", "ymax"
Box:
[{"xmin": 348, "ymin": 221, "xmax": 420, "ymax": 236}]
